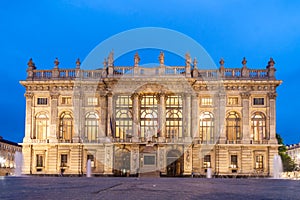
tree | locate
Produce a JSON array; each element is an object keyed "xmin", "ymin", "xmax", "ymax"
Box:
[{"xmin": 276, "ymin": 133, "xmax": 296, "ymax": 172}]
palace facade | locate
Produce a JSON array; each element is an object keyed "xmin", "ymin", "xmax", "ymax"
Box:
[{"xmin": 20, "ymin": 52, "xmax": 281, "ymax": 177}]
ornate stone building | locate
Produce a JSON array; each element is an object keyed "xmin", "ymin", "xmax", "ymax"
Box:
[
  {"xmin": 0, "ymin": 136, "xmax": 22, "ymax": 176},
  {"xmin": 20, "ymin": 52, "xmax": 281, "ymax": 177}
]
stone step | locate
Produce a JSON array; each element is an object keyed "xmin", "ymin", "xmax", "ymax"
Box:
[{"xmin": 139, "ymin": 170, "xmax": 160, "ymax": 178}]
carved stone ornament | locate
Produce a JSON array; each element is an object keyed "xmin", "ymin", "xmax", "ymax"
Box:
[
  {"xmin": 50, "ymin": 93, "xmax": 60, "ymax": 100},
  {"xmin": 268, "ymin": 92, "xmax": 277, "ymax": 99},
  {"xmin": 24, "ymin": 92, "xmax": 34, "ymax": 99},
  {"xmin": 158, "ymin": 51, "xmax": 164, "ymax": 65},
  {"xmin": 27, "ymin": 58, "xmax": 36, "ymax": 70},
  {"xmin": 75, "ymin": 58, "xmax": 81, "ymax": 69},
  {"xmin": 134, "ymin": 52, "xmax": 140, "ymax": 67},
  {"xmin": 54, "ymin": 58, "xmax": 60, "ymax": 68},
  {"xmin": 240, "ymin": 92, "xmax": 251, "ymax": 99}
]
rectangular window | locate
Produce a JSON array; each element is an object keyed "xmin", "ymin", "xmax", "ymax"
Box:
[
  {"xmin": 230, "ymin": 155, "xmax": 238, "ymax": 168},
  {"xmin": 228, "ymin": 97, "xmax": 239, "ymax": 105},
  {"xmin": 203, "ymin": 155, "xmax": 211, "ymax": 168},
  {"xmin": 61, "ymin": 154, "xmax": 68, "ymax": 167},
  {"xmin": 87, "ymin": 154, "xmax": 95, "ymax": 168},
  {"xmin": 201, "ymin": 97, "xmax": 212, "ymax": 106},
  {"xmin": 144, "ymin": 155, "xmax": 156, "ymax": 165},
  {"xmin": 253, "ymin": 98, "xmax": 265, "ymax": 105},
  {"xmin": 36, "ymin": 154, "xmax": 43, "ymax": 167},
  {"xmin": 87, "ymin": 97, "xmax": 98, "ymax": 106},
  {"xmin": 255, "ymin": 155, "xmax": 264, "ymax": 170},
  {"xmin": 61, "ymin": 97, "xmax": 72, "ymax": 105},
  {"xmin": 37, "ymin": 98, "xmax": 48, "ymax": 105}
]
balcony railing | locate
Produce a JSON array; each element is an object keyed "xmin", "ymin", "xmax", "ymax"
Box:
[{"xmin": 27, "ymin": 64, "xmax": 275, "ymax": 81}]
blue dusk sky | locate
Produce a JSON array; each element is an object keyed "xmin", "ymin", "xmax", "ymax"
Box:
[{"xmin": 0, "ymin": 0, "xmax": 300, "ymax": 144}]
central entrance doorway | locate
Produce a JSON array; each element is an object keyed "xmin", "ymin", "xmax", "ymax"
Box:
[
  {"xmin": 166, "ymin": 150, "xmax": 183, "ymax": 176},
  {"xmin": 114, "ymin": 149, "xmax": 131, "ymax": 176}
]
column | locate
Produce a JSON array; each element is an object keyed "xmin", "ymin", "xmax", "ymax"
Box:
[
  {"xmin": 216, "ymin": 93, "xmax": 226, "ymax": 143},
  {"xmin": 49, "ymin": 93, "xmax": 59, "ymax": 143},
  {"xmin": 185, "ymin": 94, "xmax": 191, "ymax": 139},
  {"xmin": 103, "ymin": 144, "xmax": 114, "ymax": 175},
  {"xmin": 191, "ymin": 94, "xmax": 199, "ymax": 138},
  {"xmin": 106, "ymin": 93, "xmax": 113, "ymax": 137},
  {"xmin": 132, "ymin": 93, "xmax": 139, "ymax": 142},
  {"xmin": 159, "ymin": 93, "xmax": 166, "ymax": 140},
  {"xmin": 130, "ymin": 145, "xmax": 139, "ymax": 174},
  {"xmin": 241, "ymin": 92, "xmax": 251, "ymax": 144},
  {"xmin": 23, "ymin": 92, "xmax": 33, "ymax": 143},
  {"xmin": 268, "ymin": 92, "xmax": 277, "ymax": 144},
  {"xmin": 73, "ymin": 92, "xmax": 81, "ymax": 143},
  {"xmin": 183, "ymin": 145, "xmax": 192, "ymax": 175}
]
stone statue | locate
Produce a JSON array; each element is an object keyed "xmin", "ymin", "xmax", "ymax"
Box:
[
  {"xmin": 76, "ymin": 58, "xmax": 81, "ymax": 68},
  {"xmin": 185, "ymin": 53, "xmax": 191, "ymax": 66},
  {"xmin": 242, "ymin": 57, "xmax": 247, "ymax": 66},
  {"xmin": 193, "ymin": 58, "xmax": 198, "ymax": 69},
  {"xmin": 158, "ymin": 51, "xmax": 164, "ymax": 65},
  {"xmin": 107, "ymin": 50, "xmax": 114, "ymax": 66},
  {"xmin": 103, "ymin": 58, "xmax": 108, "ymax": 68},
  {"xmin": 54, "ymin": 58, "xmax": 59, "ymax": 68},
  {"xmin": 27, "ymin": 58, "xmax": 36, "ymax": 69},
  {"xmin": 134, "ymin": 52, "xmax": 140, "ymax": 66}
]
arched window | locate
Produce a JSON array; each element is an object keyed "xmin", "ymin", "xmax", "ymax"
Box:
[
  {"xmin": 199, "ymin": 112, "xmax": 214, "ymax": 143},
  {"xmin": 166, "ymin": 96, "xmax": 182, "ymax": 139},
  {"xmin": 226, "ymin": 111, "xmax": 241, "ymax": 143},
  {"xmin": 115, "ymin": 96, "xmax": 133, "ymax": 141},
  {"xmin": 140, "ymin": 95, "xmax": 158, "ymax": 139},
  {"xmin": 59, "ymin": 111, "xmax": 73, "ymax": 142},
  {"xmin": 85, "ymin": 112, "xmax": 99, "ymax": 142},
  {"xmin": 251, "ymin": 112, "xmax": 267, "ymax": 142},
  {"xmin": 34, "ymin": 112, "xmax": 48, "ymax": 139}
]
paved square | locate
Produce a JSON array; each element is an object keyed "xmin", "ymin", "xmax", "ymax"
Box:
[{"xmin": 1, "ymin": 177, "xmax": 300, "ymax": 200}]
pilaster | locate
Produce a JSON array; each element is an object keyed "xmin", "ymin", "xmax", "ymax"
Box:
[
  {"xmin": 191, "ymin": 94, "xmax": 199, "ymax": 138},
  {"xmin": 49, "ymin": 93, "xmax": 59, "ymax": 143},
  {"xmin": 24, "ymin": 92, "xmax": 33, "ymax": 143},
  {"xmin": 241, "ymin": 92, "xmax": 251, "ymax": 144},
  {"xmin": 268, "ymin": 92, "xmax": 277, "ymax": 144}
]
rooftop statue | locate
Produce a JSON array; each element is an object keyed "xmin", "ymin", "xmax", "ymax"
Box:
[
  {"xmin": 108, "ymin": 50, "xmax": 114, "ymax": 66},
  {"xmin": 185, "ymin": 53, "xmax": 191, "ymax": 66},
  {"xmin": 158, "ymin": 51, "xmax": 164, "ymax": 65},
  {"xmin": 134, "ymin": 52, "xmax": 140, "ymax": 66},
  {"xmin": 27, "ymin": 58, "xmax": 36, "ymax": 69}
]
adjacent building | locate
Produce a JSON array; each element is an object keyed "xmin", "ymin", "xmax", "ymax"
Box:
[
  {"xmin": 287, "ymin": 143, "xmax": 300, "ymax": 168},
  {"xmin": 20, "ymin": 52, "xmax": 281, "ymax": 177},
  {"xmin": 0, "ymin": 136, "xmax": 22, "ymax": 175}
]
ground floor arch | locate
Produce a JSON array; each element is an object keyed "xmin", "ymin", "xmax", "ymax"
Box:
[{"xmin": 166, "ymin": 149, "xmax": 183, "ymax": 176}]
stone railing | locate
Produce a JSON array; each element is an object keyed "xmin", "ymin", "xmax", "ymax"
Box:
[{"xmin": 27, "ymin": 65, "xmax": 275, "ymax": 81}]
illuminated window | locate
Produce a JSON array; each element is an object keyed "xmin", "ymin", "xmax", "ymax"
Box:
[
  {"xmin": 60, "ymin": 154, "xmax": 68, "ymax": 167},
  {"xmin": 253, "ymin": 98, "xmax": 264, "ymax": 105},
  {"xmin": 36, "ymin": 154, "xmax": 43, "ymax": 168},
  {"xmin": 228, "ymin": 97, "xmax": 239, "ymax": 105},
  {"xmin": 230, "ymin": 155, "xmax": 238, "ymax": 168},
  {"xmin": 87, "ymin": 154, "xmax": 95, "ymax": 168},
  {"xmin": 226, "ymin": 111, "xmax": 241, "ymax": 142},
  {"xmin": 34, "ymin": 112, "xmax": 48, "ymax": 139},
  {"xmin": 199, "ymin": 112, "xmax": 214, "ymax": 143},
  {"xmin": 37, "ymin": 97, "xmax": 48, "ymax": 105},
  {"xmin": 251, "ymin": 112, "xmax": 267, "ymax": 142},
  {"xmin": 203, "ymin": 155, "xmax": 211, "ymax": 168},
  {"xmin": 59, "ymin": 112, "xmax": 73, "ymax": 141},
  {"xmin": 201, "ymin": 97, "xmax": 212, "ymax": 106},
  {"xmin": 140, "ymin": 96, "xmax": 158, "ymax": 138},
  {"xmin": 61, "ymin": 97, "xmax": 72, "ymax": 105},
  {"xmin": 166, "ymin": 96, "xmax": 182, "ymax": 139},
  {"xmin": 255, "ymin": 155, "xmax": 264, "ymax": 170},
  {"xmin": 115, "ymin": 96, "xmax": 132, "ymax": 140},
  {"xmin": 87, "ymin": 97, "xmax": 98, "ymax": 106},
  {"xmin": 85, "ymin": 112, "xmax": 99, "ymax": 142}
]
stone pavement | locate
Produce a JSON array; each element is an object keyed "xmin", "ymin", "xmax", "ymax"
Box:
[{"xmin": 1, "ymin": 176, "xmax": 300, "ymax": 200}]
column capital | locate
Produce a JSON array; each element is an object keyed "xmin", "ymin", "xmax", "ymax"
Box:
[
  {"xmin": 24, "ymin": 92, "xmax": 34, "ymax": 99},
  {"xmin": 240, "ymin": 92, "xmax": 251, "ymax": 99},
  {"xmin": 268, "ymin": 92, "xmax": 277, "ymax": 99},
  {"xmin": 50, "ymin": 93, "xmax": 60, "ymax": 100}
]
